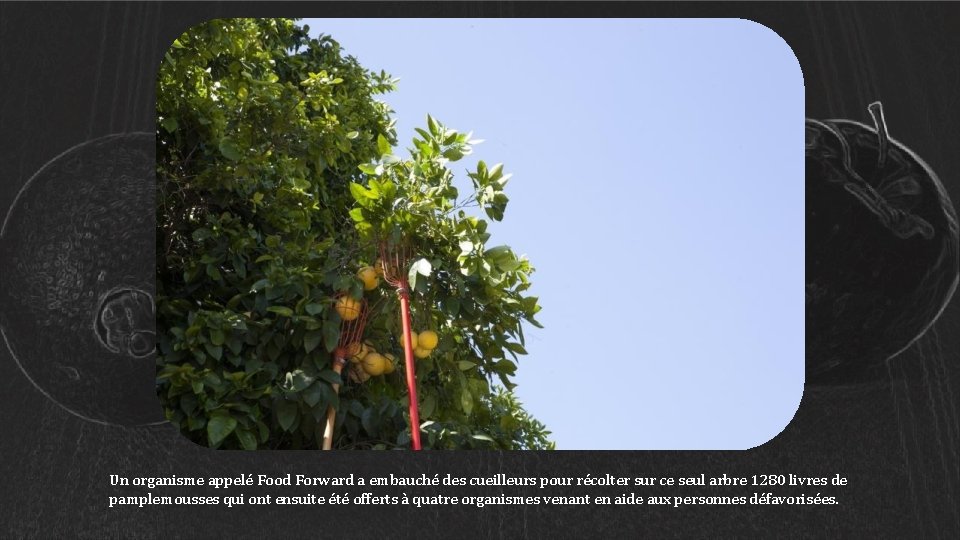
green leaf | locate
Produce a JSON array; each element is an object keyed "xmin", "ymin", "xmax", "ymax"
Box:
[
  {"xmin": 489, "ymin": 163, "xmax": 504, "ymax": 181},
  {"xmin": 498, "ymin": 257, "xmax": 521, "ymax": 272},
  {"xmin": 187, "ymin": 415, "xmax": 206, "ymax": 431},
  {"xmin": 323, "ymin": 319, "xmax": 341, "ymax": 352},
  {"xmin": 361, "ymin": 408, "xmax": 378, "ymax": 436},
  {"xmin": 320, "ymin": 383, "xmax": 340, "ymax": 411},
  {"xmin": 203, "ymin": 343, "xmax": 223, "ymax": 361},
  {"xmin": 210, "ymin": 329, "xmax": 225, "ymax": 346},
  {"xmin": 302, "ymin": 383, "xmax": 322, "ymax": 407},
  {"xmin": 250, "ymin": 278, "xmax": 271, "ymax": 292},
  {"xmin": 191, "ymin": 228, "xmax": 212, "ymax": 242},
  {"xmin": 161, "ymin": 117, "xmax": 178, "ymax": 132},
  {"xmin": 442, "ymin": 147, "xmax": 464, "ymax": 161},
  {"xmin": 457, "ymin": 360, "xmax": 477, "ymax": 371},
  {"xmin": 318, "ymin": 370, "xmax": 342, "ymax": 385},
  {"xmin": 505, "ymin": 342, "xmax": 528, "ymax": 355},
  {"xmin": 235, "ymin": 428, "xmax": 257, "ymax": 450},
  {"xmin": 494, "ymin": 359, "xmax": 518, "ymax": 375},
  {"xmin": 484, "ymin": 245, "xmax": 511, "ymax": 261},
  {"xmin": 180, "ymin": 393, "xmax": 198, "ymax": 415},
  {"xmin": 267, "ymin": 306, "xmax": 293, "ymax": 317},
  {"xmin": 420, "ymin": 394, "xmax": 436, "ymax": 419},
  {"xmin": 305, "ymin": 303, "xmax": 325, "ymax": 316},
  {"xmin": 349, "ymin": 182, "xmax": 372, "ymax": 201},
  {"xmin": 304, "ymin": 330, "xmax": 323, "ymax": 353},
  {"xmin": 219, "ymin": 138, "xmax": 242, "ymax": 161},
  {"xmin": 226, "ymin": 336, "xmax": 243, "ymax": 356},
  {"xmin": 377, "ymin": 133, "xmax": 391, "ymax": 156},
  {"xmin": 207, "ymin": 415, "xmax": 237, "ymax": 447},
  {"xmin": 349, "ymin": 207, "xmax": 366, "ymax": 223},
  {"xmin": 205, "ymin": 265, "xmax": 221, "ymax": 281},
  {"xmin": 472, "ymin": 432, "xmax": 495, "ymax": 443},
  {"xmin": 460, "ymin": 389, "xmax": 473, "ymax": 415},
  {"xmin": 276, "ymin": 400, "xmax": 298, "ymax": 432},
  {"xmin": 348, "ymin": 400, "xmax": 365, "ymax": 417}
]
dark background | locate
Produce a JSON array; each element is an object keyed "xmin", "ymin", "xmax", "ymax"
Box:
[{"xmin": 1, "ymin": 2, "xmax": 958, "ymax": 537}]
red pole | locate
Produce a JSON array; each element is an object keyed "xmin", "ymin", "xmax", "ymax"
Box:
[{"xmin": 398, "ymin": 286, "xmax": 422, "ymax": 450}]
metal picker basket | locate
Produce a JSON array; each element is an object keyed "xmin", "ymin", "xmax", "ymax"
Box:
[
  {"xmin": 323, "ymin": 293, "xmax": 379, "ymax": 450},
  {"xmin": 378, "ymin": 240, "xmax": 412, "ymax": 290},
  {"xmin": 332, "ymin": 294, "xmax": 371, "ymax": 364}
]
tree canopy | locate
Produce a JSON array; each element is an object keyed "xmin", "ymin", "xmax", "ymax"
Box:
[{"xmin": 156, "ymin": 18, "xmax": 551, "ymax": 450}]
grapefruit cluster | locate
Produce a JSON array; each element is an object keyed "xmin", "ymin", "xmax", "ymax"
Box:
[
  {"xmin": 402, "ymin": 330, "xmax": 439, "ymax": 359},
  {"xmin": 347, "ymin": 340, "xmax": 396, "ymax": 383},
  {"xmin": 338, "ymin": 265, "xmax": 441, "ymax": 383}
]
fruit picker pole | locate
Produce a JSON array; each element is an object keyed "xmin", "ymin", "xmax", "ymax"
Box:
[
  {"xmin": 379, "ymin": 242, "xmax": 420, "ymax": 450},
  {"xmin": 380, "ymin": 241, "xmax": 422, "ymax": 450},
  {"xmin": 397, "ymin": 280, "xmax": 423, "ymax": 451}
]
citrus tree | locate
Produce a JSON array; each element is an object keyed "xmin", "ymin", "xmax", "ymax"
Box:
[{"xmin": 156, "ymin": 18, "xmax": 552, "ymax": 450}]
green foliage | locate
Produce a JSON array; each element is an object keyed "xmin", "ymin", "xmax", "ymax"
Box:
[
  {"xmin": 345, "ymin": 114, "xmax": 546, "ymax": 448},
  {"xmin": 156, "ymin": 18, "xmax": 551, "ymax": 450}
]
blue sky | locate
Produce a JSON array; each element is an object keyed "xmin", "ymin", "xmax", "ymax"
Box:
[{"xmin": 304, "ymin": 18, "xmax": 805, "ymax": 449}]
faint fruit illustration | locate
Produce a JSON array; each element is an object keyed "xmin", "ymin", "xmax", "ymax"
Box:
[
  {"xmin": 96, "ymin": 286, "xmax": 156, "ymax": 358},
  {"xmin": 0, "ymin": 133, "xmax": 162, "ymax": 425},
  {"xmin": 806, "ymin": 102, "xmax": 958, "ymax": 384}
]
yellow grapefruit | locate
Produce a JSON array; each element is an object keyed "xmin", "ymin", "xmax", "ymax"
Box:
[
  {"xmin": 418, "ymin": 330, "xmax": 438, "ymax": 350},
  {"xmin": 383, "ymin": 353, "xmax": 396, "ymax": 373},
  {"xmin": 357, "ymin": 266, "xmax": 379, "ymax": 290},
  {"xmin": 414, "ymin": 347, "xmax": 431, "ymax": 359},
  {"xmin": 362, "ymin": 352, "xmax": 387, "ymax": 376},
  {"xmin": 400, "ymin": 331, "xmax": 419, "ymax": 350},
  {"xmin": 335, "ymin": 296, "xmax": 361, "ymax": 321},
  {"xmin": 348, "ymin": 342, "xmax": 369, "ymax": 363}
]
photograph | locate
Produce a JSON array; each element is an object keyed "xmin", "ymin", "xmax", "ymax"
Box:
[{"xmin": 156, "ymin": 18, "xmax": 804, "ymax": 450}]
